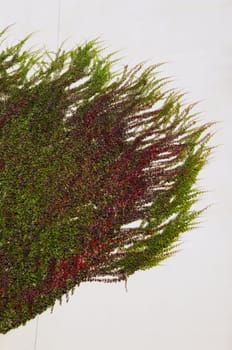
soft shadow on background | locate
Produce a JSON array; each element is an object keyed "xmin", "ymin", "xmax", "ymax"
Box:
[{"xmin": 0, "ymin": 1, "xmax": 231, "ymax": 349}]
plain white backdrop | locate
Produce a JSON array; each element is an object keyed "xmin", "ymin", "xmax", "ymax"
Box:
[{"xmin": 0, "ymin": 1, "xmax": 231, "ymax": 349}]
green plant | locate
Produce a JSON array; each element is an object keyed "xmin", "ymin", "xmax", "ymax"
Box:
[{"xmin": 0, "ymin": 27, "xmax": 213, "ymax": 333}]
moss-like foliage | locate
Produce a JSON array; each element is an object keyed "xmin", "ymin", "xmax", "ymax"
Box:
[{"xmin": 0, "ymin": 27, "xmax": 213, "ymax": 333}]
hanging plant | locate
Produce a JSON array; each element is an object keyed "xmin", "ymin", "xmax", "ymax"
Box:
[{"xmin": 0, "ymin": 27, "xmax": 213, "ymax": 333}]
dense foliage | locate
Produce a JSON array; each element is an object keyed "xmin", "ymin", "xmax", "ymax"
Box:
[{"xmin": 0, "ymin": 27, "xmax": 213, "ymax": 333}]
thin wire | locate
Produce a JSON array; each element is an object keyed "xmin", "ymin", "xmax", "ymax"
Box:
[
  {"xmin": 34, "ymin": 315, "xmax": 39, "ymax": 350},
  {"xmin": 57, "ymin": 0, "xmax": 62, "ymax": 49},
  {"xmin": 125, "ymin": 277, "xmax": 128, "ymax": 292}
]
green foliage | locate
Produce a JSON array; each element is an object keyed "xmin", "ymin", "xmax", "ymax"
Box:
[{"xmin": 0, "ymin": 27, "xmax": 213, "ymax": 333}]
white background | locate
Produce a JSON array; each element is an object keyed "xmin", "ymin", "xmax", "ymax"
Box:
[{"xmin": 0, "ymin": 1, "xmax": 231, "ymax": 349}]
